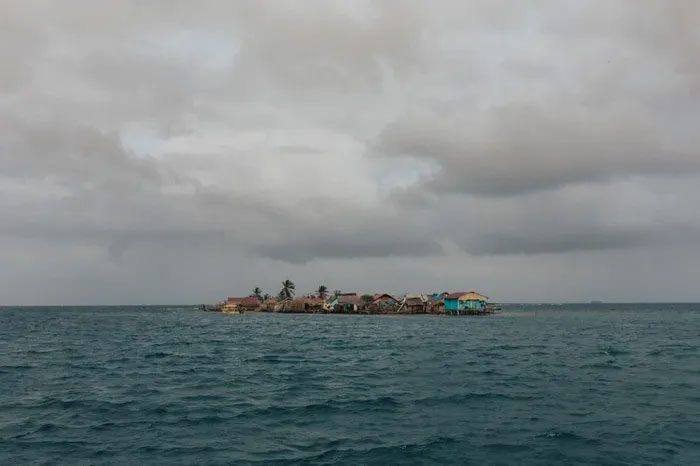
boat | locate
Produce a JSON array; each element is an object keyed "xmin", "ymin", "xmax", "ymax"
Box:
[{"xmin": 195, "ymin": 304, "xmax": 220, "ymax": 312}]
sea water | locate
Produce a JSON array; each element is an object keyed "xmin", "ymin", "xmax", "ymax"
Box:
[{"xmin": 1, "ymin": 304, "xmax": 699, "ymax": 465}]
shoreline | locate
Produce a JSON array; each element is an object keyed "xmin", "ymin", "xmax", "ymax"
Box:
[{"xmin": 201, "ymin": 307, "xmax": 497, "ymax": 316}]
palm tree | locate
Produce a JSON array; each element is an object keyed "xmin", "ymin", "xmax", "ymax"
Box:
[
  {"xmin": 317, "ymin": 285, "xmax": 328, "ymax": 299},
  {"xmin": 253, "ymin": 287, "xmax": 263, "ymax": 300},
  {"xmin": 263, "ymin": 293, "xmax": 271, "ymax": 301},
  {"xmin": 279, "ymin": 279, "xmax": 295, "ymax": 300}
]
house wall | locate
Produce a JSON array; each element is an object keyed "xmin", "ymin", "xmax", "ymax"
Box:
[
  {"xmin": 444, "ymin": 299, "xmax": 460, "ymax": 311},
  {"xmin": 464, "ymin": 299, "xmax": 486, "ymax": 310},
  {"xmin": 445, "ymin": 298, "xmax": 486, "ymax": 312},
  {"xmin": 339, "ymin": 303, "xmax": 357, "ymax": 312}
]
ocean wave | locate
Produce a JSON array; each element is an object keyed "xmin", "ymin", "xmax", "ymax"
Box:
[
  {"xmin": 295, "ymin": 435, "xmax": 459, "ymax": 464},
  {"xmin": 537, "ymin": 430, "xmax": 602, "ymax": 445},
  {"xmin": 236, "ymin": 396, "xmax": 402, "ymax": 420},
  {"xmin": 599, "ymin": 345, "xmax": 630, "ymax": 356},
  {"xmin": 144, "ymin": 351, "xmax": 172, "ymax": 359},
  {"xmin": 482, "ymin": 442, "xmax": 533, "ymax": 453},
  {"xmin": 578, "ymin": 362, "xmax": 623, "ymax": 370},
  {"xmin": 0, "ymin": 364, "xmax": 33, "ymax": 370},
  {"xmin": 414, "ymin": 392, "xmax": 537, "ymax": 406},
  {"xmin": 2, "ymin": 305, "xmax": 698, "ymax": 465}
]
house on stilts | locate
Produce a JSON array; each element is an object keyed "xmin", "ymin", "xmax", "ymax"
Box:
[{"xmin": 443, "ymin": 291, "xmax": 490, "ymax": 315}]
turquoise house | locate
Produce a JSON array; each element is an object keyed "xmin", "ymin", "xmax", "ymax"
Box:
[{"xmin": 444, "ymin": 291, "xmax": 489, "ymax": 314}]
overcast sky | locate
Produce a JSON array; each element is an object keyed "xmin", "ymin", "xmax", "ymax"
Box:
[{"xmin": 2, "ymin": 0, "xmax": 700, "ymax": 304}]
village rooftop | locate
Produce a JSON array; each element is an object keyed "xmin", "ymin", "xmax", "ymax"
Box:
[{"xmin": 204, "ymin": 283, "xmax": 495, "ymax": 316}]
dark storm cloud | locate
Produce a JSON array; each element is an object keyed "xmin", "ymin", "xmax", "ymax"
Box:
[
  {"xmin": 440, "ymin": 192, "xmax": 652, "ymax": 255},
  {"xmin": 376, "ymin": 103, "xmax": 700, "ymax": 196},
  {"xmin": 258, "ymin": 221, "xmax": 442, "ymax": 263},
  {"xmin": 467, "ymin": 230, "xmax": 647, "ymax": 256},
  {"xmin": 433, "ymin": 178, "xmax": 700, "ymax": 256}
]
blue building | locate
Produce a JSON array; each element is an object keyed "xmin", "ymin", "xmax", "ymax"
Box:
[{"xmin": 444, "ymin": 291, "xmax": 489, "ymax": 314}]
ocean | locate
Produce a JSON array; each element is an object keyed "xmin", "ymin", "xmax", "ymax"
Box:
[{"xmin": 1, "ymin": 304, "xmax": 699, "ymax": 465}]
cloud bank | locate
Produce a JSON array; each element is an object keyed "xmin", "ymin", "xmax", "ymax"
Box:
[{"xmin": 2, "ymin": 0, "xmax": 700, "ymax": 303}]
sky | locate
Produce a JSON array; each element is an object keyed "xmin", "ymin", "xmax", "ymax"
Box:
[{"xmin": 2, "ymin": 0, "xmax": 700, "ymax": 304}]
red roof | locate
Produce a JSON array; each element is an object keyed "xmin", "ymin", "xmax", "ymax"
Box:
[
  {"xmin": 240, "ymin": 296, "xmax": 261, "ymax": 307},
  {"xmin": 226, "ymin": 297, "xmax": 244, "ymax": 304},
  {"xmin": 373, "ymin": 293, "xmax": 397, "ymax": 302}
]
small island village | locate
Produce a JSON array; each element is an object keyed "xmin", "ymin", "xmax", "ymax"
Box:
[{"xmin": 201, "ymin": 280, "xmax": 496, "ymax": 315}]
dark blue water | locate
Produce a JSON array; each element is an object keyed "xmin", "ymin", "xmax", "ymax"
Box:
[{"xmin": 1, "ymin": 305, "xmax": 699, "ymax": 465}]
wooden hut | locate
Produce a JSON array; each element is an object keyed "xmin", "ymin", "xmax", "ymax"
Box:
[
  {"xmin": 239, "ymin": 296, "xmax": 261, "ymax": 311},
  {"xmin": 398, "ymin": 294, "xmax": 428, "ymax": 314},
  {"xmin": 427, "ymin": 292, "xmax": 447, "ymax": 314},
  {"xmin": 260, "ymin": 298, "xmax": 278, "ymax": 312},
  {"xmin": 367, "ymin": 293, "xmax": 399, "ymax": 314},
  {"xmin": 372, "ymin": 293, "xmax": 398, "ymax": 306},
  {"xmin": 331, "ymin": 293, "xmax": 364, "ymax": 313},
  {"xmin": 222, "ymin": 297, "xmax": 244, "ymax": 314},
  {"xmin": 304, "ymin": 296, "xmax": 327, "ymax": 313},
  {"xmin": 286, "ymin": 298, "xmax": 305, "ymax": 312},
  {"xmin": 274, "ymin": 298, "xmax": 292, "ymax": 312}
]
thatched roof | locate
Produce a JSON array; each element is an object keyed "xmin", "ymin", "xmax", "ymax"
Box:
[
  {"xmin": 240, "ymin": 296, "xmax": 261, "ymax": 308},
  {"xmin": 372, "ymin": 293, "xmax": 397, "ymax": 303},
  {"xmin": 445, "ymin": 291, "xmax": 489, "ymax": 301},
  {"xmin": 404, "ymin": 293, "xmax": 427, "ymax": 302},
  {"xmin": 337, "ymin": 295, "xmax": 364, "ymax": 306},
  {"xmin": 404, "ymin": 297, "xmax": 426, "ymax": 306},
  {"xmin": 304, "ymin": 297, "xmax": 326, "ymax": 306}
]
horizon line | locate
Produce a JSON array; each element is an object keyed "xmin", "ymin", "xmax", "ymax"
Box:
[{"xmin": 2, "ymin": 302, "xmax": 700, "ymax": 307}]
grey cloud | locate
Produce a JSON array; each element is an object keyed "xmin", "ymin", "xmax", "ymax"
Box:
[
  {"xmin": 0, "ymin": 15, "xmax": 45, "ymax": 92},
  {"xmin": 278, "ymin": 145, "xmax": 324, "ymax": 155},
  {"xmin": 4, "ymin": 0, "xmax": 700, "ymax": 303},
  {"xmin": 467, "ymin": 230, "xmax": 646, "ymax": 255},
  {"xmin": 377, "ymin": 104, "xmax": 700, "ymax": 196},
  {"xmin": 1, "ymin": 115, "xmax": 441, "ymax": 265},
  {"xmin": 458, "ymin": 218, "xmax": 650, "ymax": 256},
  {"xmin": 227, "ymin": 1, "xmax": 426, "ymax": 95},
  {"xmin": 259, "ymin": 224, "xmax": 441, "ymax": 263},
  {"xmin": 434, "ymin": 180, "xmax": 700, "ymax": 255}
]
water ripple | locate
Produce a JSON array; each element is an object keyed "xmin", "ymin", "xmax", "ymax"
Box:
[{"xmin": 1, "ymin": 304, "xmax": 699, "ymax": 464}]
